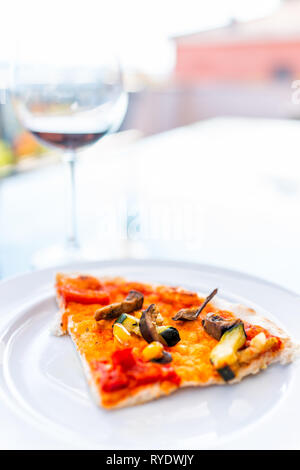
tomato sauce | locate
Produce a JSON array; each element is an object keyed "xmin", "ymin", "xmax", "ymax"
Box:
[{"xmin": 92, "ymin": 348, "xmax": 180, "ymax": 393}]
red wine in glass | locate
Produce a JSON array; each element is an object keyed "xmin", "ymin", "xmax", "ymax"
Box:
[{"xmin": 30, "ymin": 129, "xmax": 108, "ymax": 150}]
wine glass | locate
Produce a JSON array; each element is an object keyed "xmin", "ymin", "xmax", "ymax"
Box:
[{"xmin": 10, "ymin": 34, "xmax": 128, "ymax": 268}]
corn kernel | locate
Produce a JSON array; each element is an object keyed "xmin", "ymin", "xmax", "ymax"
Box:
[
  {"xmin": 142, "ymin": 341, "xmax": 164, "ymax": 361},
  {"xmin": 113, "ymin": 323, "xmax": 131, "ymax": 345}
]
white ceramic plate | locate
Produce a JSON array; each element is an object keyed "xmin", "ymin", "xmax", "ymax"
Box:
[{"xmin": 0, "ymin": 259, "xmax": 299, "ymax": 450}]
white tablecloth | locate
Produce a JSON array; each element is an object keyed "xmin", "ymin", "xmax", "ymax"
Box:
[{"xmin": 1, "ymin": 117, "xmax": 300, "ymax": 294}]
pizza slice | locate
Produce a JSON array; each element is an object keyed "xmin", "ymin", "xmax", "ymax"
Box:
[{"xmin": 54, "ymin": 273, "xmax": 299, "ymax": 409}]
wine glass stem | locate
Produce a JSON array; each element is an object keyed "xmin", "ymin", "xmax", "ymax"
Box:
[{"xmin": 65, "ymin": 151, "xmax": 79, "ymax": 251}]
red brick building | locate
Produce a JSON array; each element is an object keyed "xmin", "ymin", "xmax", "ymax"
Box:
[{"xmin": 174, "ymin": 0, "xmax": 300, "ymax": 83}]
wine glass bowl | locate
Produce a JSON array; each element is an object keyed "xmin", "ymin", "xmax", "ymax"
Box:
[
  {"xmin": 11, "ymin": 39, "xmax": 128, "ymax": 267},
  {"xmin": 12, "ymin": 62, "xmax": 127, "ymax": 150}
]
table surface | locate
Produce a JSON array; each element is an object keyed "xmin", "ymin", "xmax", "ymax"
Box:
[{"xmin": 1, "ymin": 117, "xmax": 300, "ymax": 295}]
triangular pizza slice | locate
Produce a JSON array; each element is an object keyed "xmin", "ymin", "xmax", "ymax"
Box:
[{"xmin": 53, "ymin": 273, "xmax": 299, "ymax": 409}]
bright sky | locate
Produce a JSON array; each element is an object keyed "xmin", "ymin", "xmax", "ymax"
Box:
[{"xmin": 0, "ymin": 0, "xmax": 281, "ymax": 80}]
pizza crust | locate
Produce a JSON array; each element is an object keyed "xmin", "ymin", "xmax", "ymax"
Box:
[
  {"xmin": 211, "ymin": 297, "xmax": 289, "ymax": 340},
  {"xmin": 53, "ymin": 274, "xmax": 300, "ymax": 409},
  {"xmin": 50, "ymin": 286, "xmax": 66, "ymax": 336}
]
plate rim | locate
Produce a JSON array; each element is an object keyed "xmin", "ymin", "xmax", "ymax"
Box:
[
  {"xmin": 0, "ymin": 257, "xmax": 299, "ymax": 299},
  {"xmin": 0, "ymin": 258, "xmax": 299, "ymax": 450}
]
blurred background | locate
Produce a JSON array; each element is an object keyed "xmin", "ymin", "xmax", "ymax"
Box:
[
  {"xmin": 2, "ymin": 0, "xmax": 300, "ymax": 172},
  {"xmin": 0, "ymin": 0, "xmax": 300, "ymax": 293}
]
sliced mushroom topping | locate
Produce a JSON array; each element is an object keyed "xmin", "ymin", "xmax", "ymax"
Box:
[
  {"xmin": 139, "ymin": 304, "xmax": 175, "ymax": 363},
  {"xmin": 152, "ymin": 351, "xmax": 173, "ymax": 364},
  {"xmin": 172, "ymin": 288, "xmax": 218, "ymax": 321},
  {"xmin": 139, "ymin": 304, "xmax": 161, "ymax": 343},
  {"xmin": 202, "ymin": 313, "xmax": 240, "ymax": 341},
  {"xmin": 95, "ymin": 290, "xmax": 144, "ymax": 321}
]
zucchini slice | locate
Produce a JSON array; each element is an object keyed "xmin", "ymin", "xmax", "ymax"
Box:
[
  {"xmin": 114, "ymin": 313, "xmax": 141, "ymax": 336},
  {"xmin": 210, "ymin": 323, "xmax": 246, "ymax": 380},
  {"xmin": 157, "ymin": 326, "xmax": 181, "ymax": 347},
  {"xmin": 217, "ymin": 365, "xmax": 235, "ymax": 382},
  {"xmin": 113, "ymin": 323, "xmax": 132, "ymax": 345},
  {"xmin": 114, "ymin": 313, "xmax": 180, "ymax": 346}
]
